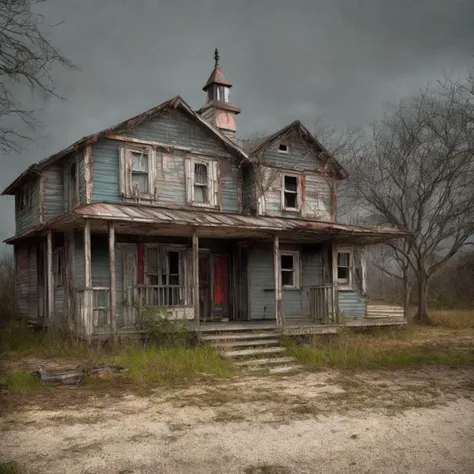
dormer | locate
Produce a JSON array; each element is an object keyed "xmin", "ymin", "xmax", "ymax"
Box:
[{"xmin": 198, "ymin": 49, "xmax": 241, "ymax": 141}]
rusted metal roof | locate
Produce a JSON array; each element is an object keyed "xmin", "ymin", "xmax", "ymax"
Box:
[
  {"xmin": 2, "ymin": 96, "xmax": 247, "ymax": 195},
  {"xmin": 203, "ymin": 66, "xmax": 232, "ymax": 90},
  {"xmin": 4, "ymin": 203, "xmax": 407, "ymax": 245}
]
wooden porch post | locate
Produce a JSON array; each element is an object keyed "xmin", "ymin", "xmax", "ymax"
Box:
[
  {"xmin": 84, "ymin": 219, "xmax": 92, "ymax": 335},
  {"xmin": 273, "ymin": 235, "xmax": 283, "ymax": 328},
  {"xmin": 331, "ymin": 241, "xmax": 338, "ymax": 323},
  {"xmin": 46, "ymin": 230, "xmax": 53, "ymax": 322},
  {"xmin": 108, "ymin": 221, "xmax": 117, "ymax": 343},
  {"xmin": 192, "ymin": 230, "xmax": 200, "ymax": 333}
]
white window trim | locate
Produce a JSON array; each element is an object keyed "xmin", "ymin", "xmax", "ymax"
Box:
[
  {"xmin": 277, "ymin": 143, "xmax": 289, "ymax": 154},
  {"xmin": 185, "ymin": 156, "xmax": 219, "ymax": 208},
  {"xmin": 281, "ymin": 172, "xmax": 302, "ymax": 212},
  {"xmin": 280, "ymin": 250, "xmax": 300, "ymax": 289},
  {"xmin": 119, "ymin": 144, "xmax": 156, "ymax": 199},
  {"xmin": 337, "ymin": 247, "xmax": 353, "ymax": 288}
]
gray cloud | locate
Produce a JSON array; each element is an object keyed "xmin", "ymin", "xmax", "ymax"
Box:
[{"xmin": 1, "ymin": 0, "xmax": 473, "ymax": 249}]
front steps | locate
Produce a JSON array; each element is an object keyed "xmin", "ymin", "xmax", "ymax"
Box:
[{"xmin": 202, "ymin": 330, "xmax": 301, "ymax": 374}]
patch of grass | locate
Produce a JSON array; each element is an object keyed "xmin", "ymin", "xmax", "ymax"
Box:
[
  {"xmin": 0, "ymin": 461, "xmax": 24, "ymax": 474},
  {"xmin": 428, "ymin": 310, "xmax": 474, "ymax": 329},
  {"xmin": 98, "ymin": 344, "xmax": 234, "ymax": 386},
  {"xmin": 0, "ymin": 371, "xmax": 43, "ymax": 394},
  {"xmin": 285, "ymin": 328, "xmax": 474, "ymax": 371}
]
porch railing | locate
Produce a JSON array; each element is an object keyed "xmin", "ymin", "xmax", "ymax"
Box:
[
  {"xmin": 309, "ymin": 285, "xmax": 334, "ymax": 323},
  {"xmin": 128, "ymin": 285, "xmax": 193, "ymax": 308}
]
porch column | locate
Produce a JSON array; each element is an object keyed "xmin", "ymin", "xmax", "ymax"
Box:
[
  {"xmin": 331, "ymin": 241, "xmax": 338, "ymax": 323},
  {"xmin": 108, "ymin": 221, "xmax": 117, "ymax": 343},
  {"xmin": 84, "ymin": 219, "xmax": 92, "ymax": 335},
  {"xmin": 273, "ymin": 235, "xmax": 283, "ymax": 328},
  {"xmin": 46, "ymin": 230, "xmax": 53, "ymax": 321},
  {"xmin": 192, "ymin": 230, "xmax": 200, "ymax": 332}
]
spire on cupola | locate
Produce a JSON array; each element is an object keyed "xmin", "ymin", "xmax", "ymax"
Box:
[{"xmin": 198, "ymin": 49, "xmax": 240, "ymax": 139}]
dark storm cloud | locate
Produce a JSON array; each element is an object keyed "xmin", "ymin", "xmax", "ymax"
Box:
[{"xmin": 1, "ymin": 0, "xmax": 473, "ymax": 248}]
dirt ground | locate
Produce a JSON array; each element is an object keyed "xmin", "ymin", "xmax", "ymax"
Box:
[{"xmin": 1, "ymin": 366, "xmax": 474, "ymax": 474}]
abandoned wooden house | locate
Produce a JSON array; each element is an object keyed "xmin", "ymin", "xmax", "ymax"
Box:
[{"xmin": 3, "ymin": 51, "xmax": 407, "ymax": 339}]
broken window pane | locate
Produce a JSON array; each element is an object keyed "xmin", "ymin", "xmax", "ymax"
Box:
[
  {"xmin": 337, "ymin": 252, "xmax": 350, "ymax": 267},
  {"xmin": 281, "ymin": 255, "xmax": 294, "ymax": 270},
  {"xmin": 132, "ymin": 174, "xmax": 148, "ymax": 193},
  {"xmin": 337, "ymin": 267, "xmax": 350, "ymax": 281},
  {"xmin": 284, "ymin": 176, "xmax": 297, "ymax": 192},
  {"xmin": 194, "ymin": 163, "xmax": 208, "ymax": 185},
  {"xmin": 131, "ymin": 152, "xmax": 148, "ymax": 172},
  {"xmin": 284, "ymin": 192, "xmax": 297, "ymax": 208},
  {"xmin": 281, "ymin": 271, "xmax": 294, "ymax": 287}
]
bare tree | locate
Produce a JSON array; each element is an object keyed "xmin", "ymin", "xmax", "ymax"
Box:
[
  {"xmin": 0, "ymin": 0, "xmax": 75, "ymax": 153},
  {"xmin": 350, "ymin": 72, "xmax": 474, "ymax": 323}
]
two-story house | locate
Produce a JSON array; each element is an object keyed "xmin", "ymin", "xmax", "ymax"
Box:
[{"xmin": 2, "ymin": 51, "xmax": 406, "ymax": 339}]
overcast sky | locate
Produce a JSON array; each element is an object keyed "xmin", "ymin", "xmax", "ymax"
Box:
[{"xmin": 1, "ymin": 0, "xmax": 473, "ymax": 249}]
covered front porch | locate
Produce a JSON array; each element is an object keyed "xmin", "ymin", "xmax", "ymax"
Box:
[{"xmin": 35, "ymin": 203, "xmax": 407, "ymax": 339}]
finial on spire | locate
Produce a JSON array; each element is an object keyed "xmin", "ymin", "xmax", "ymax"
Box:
[{"xmin": 214, "ymin": 48, "xmax": 219, "ymax": 66}]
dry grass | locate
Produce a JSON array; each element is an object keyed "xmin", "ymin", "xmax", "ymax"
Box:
[{"xmin": 428, "ymin": 309, "xmax": 474, "ymax": 329}]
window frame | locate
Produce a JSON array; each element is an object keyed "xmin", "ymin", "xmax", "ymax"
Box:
[
  {"xmin": 17, "ymin": 185, "xmax": 32, "ymax": 214},
  {"xmin": 281, "ymin": 173, "xmax": 301, "ymax": 211},
  {"xmin": 278, "ymin": 143, "xmax": 289, "ymax": 154},
  {"xmin": 120, "ymin": 144, "xmax": 155, "ymax": 199},
  {"xmin": 185, "ymin": 156, "xmax": 218, "ymax": 208},
  {"xmin": 144, "ymin": 244, "xmax": 186, "ymax": 287},
  {"xmin": 279, "ymin": 250, "xmax": 300, "ymax": 290},
  {"xmin": 337, "ymin": 248, "xmax": 352, "ymax": 287}
]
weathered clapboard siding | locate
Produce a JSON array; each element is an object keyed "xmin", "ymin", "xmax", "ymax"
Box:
[
  {"xmin": 15, "ymin": 243, "xmax": 38, "ymax": 319},
  {"xmin": 242, "ymin": 166, "xmax": 257, "ymax": 214},
  {"xmin": 54, "ymin": 286, "xmax": 65, "ymax": 323},
  {"xmin": 74, "ymin": 232, "xmax": 85, "ymax": 288},
  {"xmin": 43, "ymin": 164, "xmax": 65, "ymax": 220},
  {"xmin": 259, "ymin": 167, "xmax": 332, "ymax": 220},
  {"xmin": 338, "ymin": 290, "xmax": 367, "ymax": 318},
  {"xmin": 79, "ymin": 152, "xmax": 87, "ymax": 204},
  {"xmin": 247, "ymin": 244, "xmax": 324, "ymax": 320},
  {"xmin": 90, "ymin": 109, "xmax": 241, "ymax": 211},
  {"xmin": 15, "ymin": 179, "xmax": 41, "ymax": 234}
]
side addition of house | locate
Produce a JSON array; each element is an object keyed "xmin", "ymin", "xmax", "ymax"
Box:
[{"xmin": 2, "ymin": 51, "xmax": 407, "ymax": 338}]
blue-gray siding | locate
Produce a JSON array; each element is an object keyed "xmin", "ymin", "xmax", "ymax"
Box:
[
  {"xmin": 247, "ymin": 244, "xmax": 325, "ymax": 320},
  {"xmin": 90, "ymin": 108, "xmax": 240, "ymax": 212},
  {"xmin": 15, "ymin": 243, "xmax": 38, "ymax": 318},
  {"xmin": 16, "ymin": 179, "xmax": 41, "ymax": 234},
  {"xmin": 43, "ymin": 164, "xmax": 65, "ymax": 220},
  {"xmin": 338, "ymin": 291, "xmax": 366, "ymax": 318}
]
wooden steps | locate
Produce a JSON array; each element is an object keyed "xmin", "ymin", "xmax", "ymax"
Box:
[
  {"xmin": 366, "ymin": 304, "xmax": 404, "ymax": 319},
  {"xmin": 203, "ymin": 330, "xmax": 301, "ymax": 374}
]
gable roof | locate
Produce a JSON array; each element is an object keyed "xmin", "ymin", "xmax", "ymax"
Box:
[
  {"xmin": 203, "ymin": 65, "xmax": 232, "ymax": 90},
  {"xmin": 248, "ymin": 120, "xmax": 348, "ymax": 180},
  {"xmin": 2, "ymin": 96, "xmax": 248, "ymax": 195}
]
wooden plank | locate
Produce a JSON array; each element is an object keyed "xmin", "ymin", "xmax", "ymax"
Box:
[
  {"xmin": 84, "ymin": 146, "xmax": 92, "ymax": 204},
  {"xmin": 331, "ymin": 242, "xmax": 338, "ymax": 323},
  {"xmin": 84, "ymin": 220, "xmax": 92, "ymax": 335},
  {"xmin": 192, "ymin": 230, "xmax": 200, "ymax": 332},
  {"xmin": 273, "ymin": 235, "xmax": 283, "ymax": 328},
  {"xmin": 108, "ymin": 221, "xmax": 117, "ymax": 343},
  {"xmin": 46, "ymin": 230, "xmax": 53, "ymax": 321}
]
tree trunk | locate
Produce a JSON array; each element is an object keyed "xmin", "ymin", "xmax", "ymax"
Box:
[
  {"xmin": 414, "ymin": 271, "xmax": 430, "ymax": 324},
  {"xmin": 402, "ymin": 273, "xmax": 411, "ymax": 322}
]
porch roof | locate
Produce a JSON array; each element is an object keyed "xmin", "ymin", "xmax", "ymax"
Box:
[{"xmin": 5, "ymin": 202, "xmax": 408, "ymax": 245}]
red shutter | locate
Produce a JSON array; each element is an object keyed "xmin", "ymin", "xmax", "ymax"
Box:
[{"xmin": 213, "ymin": 255, "xmax": 229, "ymax": 305}]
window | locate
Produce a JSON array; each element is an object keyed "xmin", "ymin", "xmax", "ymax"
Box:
[
  {"xmin": 278, "ymin": 143, "xmax": 289, "ymax": 153},
  {"xmin": 120, "ymin": 145, "xmax": 154, "ymax": 198},
  {"xmin": 69, "ymin": 160, "xmax": 78, "ymax": 208},
  {"xmin": 337, "ymin": 250, "xmax": 352, "ymax": 285},
  {"xmin": 280, "ymin": 251, "xmax": 300, "ymax": 289},
  {"xmin": 18, "ymin": 185, "xmax": 31, "ymax": 213},
  {"xmin": 53, "ymin": 248, "xmax": 65, "ymax": 287},
  {"xmin": 194, "ymin": 163, "xmax": 208, "ymax": 203},
  {"xmin": 208, "ymin": 85, "xmax": 229, "ymax": 102},
  {"xmin": 131, "ymin": 150, "xmax": 149, "ymax": 193},
  {"xmin": 282, "ymin": 174, "xmax": 299, "ymax": 210},
  {"xmin": 185, "ymin": 157, "xmax": 218, "ymax": 207}
]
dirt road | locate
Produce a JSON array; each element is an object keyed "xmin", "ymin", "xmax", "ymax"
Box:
[{"xmin": 1, "ymin": 367, "xmax": 474, "ymax": 473}]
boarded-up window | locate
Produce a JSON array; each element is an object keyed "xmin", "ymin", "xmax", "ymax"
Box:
[
  {"xmin": 337, "ymin": 250, "xmax": 351, "ymax": 285},
  {"xmin": 280, "ymin": 251, "xmax": 300, "ymax": 289}
]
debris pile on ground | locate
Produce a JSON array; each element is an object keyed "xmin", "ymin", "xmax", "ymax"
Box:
[{"xmin": 32, "ymin": 364, "xmax": 125, "ymax": 385}]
